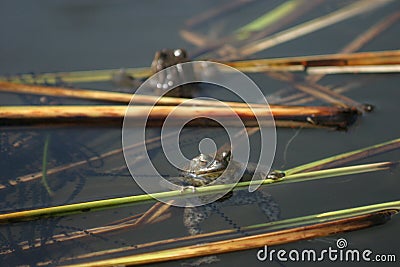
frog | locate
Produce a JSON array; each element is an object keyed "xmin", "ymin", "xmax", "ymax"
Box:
[
  {"xmin": 176, "ymin": 150, "xmax": 281, "ymax": 236},
  {"xmin": 113, "ymin": 48, "xmax": 196, "ymax": 97},
  {"xmin": 150, "ymin": 48, "xmax": 196, "ymax": 98},
  {"xmin": 180, "ymin": 151, "xmax": 232, "ymax": 188},
  {"xmin": 151, "ymin": 48, "xmax": 189, "ymax": 74}
]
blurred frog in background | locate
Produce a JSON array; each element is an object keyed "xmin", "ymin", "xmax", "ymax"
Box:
[{"xmin": 113, "ymin": 48, "xmax": 196, "ymax": 98}]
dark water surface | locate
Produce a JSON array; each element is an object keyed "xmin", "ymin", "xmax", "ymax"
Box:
[{"xmin": 1, "ymin": 1, "xmax": 399, "ymax": 266}]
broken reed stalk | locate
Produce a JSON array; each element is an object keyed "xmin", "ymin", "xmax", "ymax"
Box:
[
  {"xmin": 0, "ymin": 161, "xmax": 393, "ymax": 224},
  {"xmin": 60, "ymin": 209, "xmax": 397, "ymax": 267},
  {"xmin": 0, "ymin": 81, "xmax": 266, "ymax": 108},
  {"xmin": 239, "ymin": 0, "xmax": 394, "ymax": 56},
  {"xmin": 0, "ymin": 105, "xmax": 358, "ymax": 129}
]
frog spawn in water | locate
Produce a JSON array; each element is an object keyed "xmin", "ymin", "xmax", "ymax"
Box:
[
  {"xmin": 179, "ymin": 151, "xmax": 280, "ymax": 236},
  {"xmin": 113, "ymin": 48, "xmax": 195, "ymax": 97}
]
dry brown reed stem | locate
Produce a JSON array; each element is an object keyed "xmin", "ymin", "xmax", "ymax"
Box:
[
  {"xmin": 223, "ymin": 50, "xmax": 400, "ymax": 72},
  {"xmin": 60, "ymin": 210, "xmax": 395, "ymax": 266},
  {"xmin": 0, "ymin": 81, "xmax": 133, "ymax": 103},
  {"xmin": 0, "ymin": 81, "xmax": 266, "ymax": 108},
  {"xmin": 0, "ymin": 105, "xmax": 358, "ymax": 128}
]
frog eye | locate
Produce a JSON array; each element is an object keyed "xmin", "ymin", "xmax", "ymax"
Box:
[
  {"xmin": 174, "ymin": 49, "xmax": 187, "ymax": 58},
  {"xmin": 199, "ymin": 157, "xmax": 210, "ymax": 166},
  {"xmin": 199, "ymin": 160, "xmax": 208, "ymax": 167},
  {"xmin": 221, "ymin": 151, "xmax": 231, "ymax": 162}
]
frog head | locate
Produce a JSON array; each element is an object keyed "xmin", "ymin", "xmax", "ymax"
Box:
[
  {"xmin": 151, "ymin": 48, "xmax": 188, "ymax": 73},
  {"xmin": 181, "ymin": 151, "xmax": 231, "ymax": 187}
]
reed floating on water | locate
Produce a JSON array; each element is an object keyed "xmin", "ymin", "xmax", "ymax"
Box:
[
  {"xmin": 0, "ymin": 160, "xmax": 394, "ymax": 224},
  {"xmin": 223, "ymin": 50, "xmax": 400, "ymax": 73},
  {"xmin": 0, "ymin": 81, "xmax": 266, "ymax": 108},
  {"xmin": 1, "ymin": 50, "xmax": 399, "ymax": 85},
  {"xmin": 0, "ymin": 104, "xmax": 358, "ymax": 129}
]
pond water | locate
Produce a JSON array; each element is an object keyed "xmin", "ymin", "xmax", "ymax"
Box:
[{"xmin": 0, "ymin": 0, "xmax": 399, "ymax": 266}]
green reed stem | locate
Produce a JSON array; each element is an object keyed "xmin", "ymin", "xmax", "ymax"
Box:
[
  {"xmin": 249, "ymin": 200, "xmax": 400, "ymax": 232},
  {"xmin": 0, "ymin": 68, "xmax": 152, "ymax": 85},
  {"xmin": 235, "ymin": 0, "xmax": 303, "ymax": 40},
  {"xmin": 0, "ymin": 161, "xmax": 394, "ymax": 224},
  {"xmin": 282, "ymin": 138, "xmax": 400, "ymax": 176}
]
